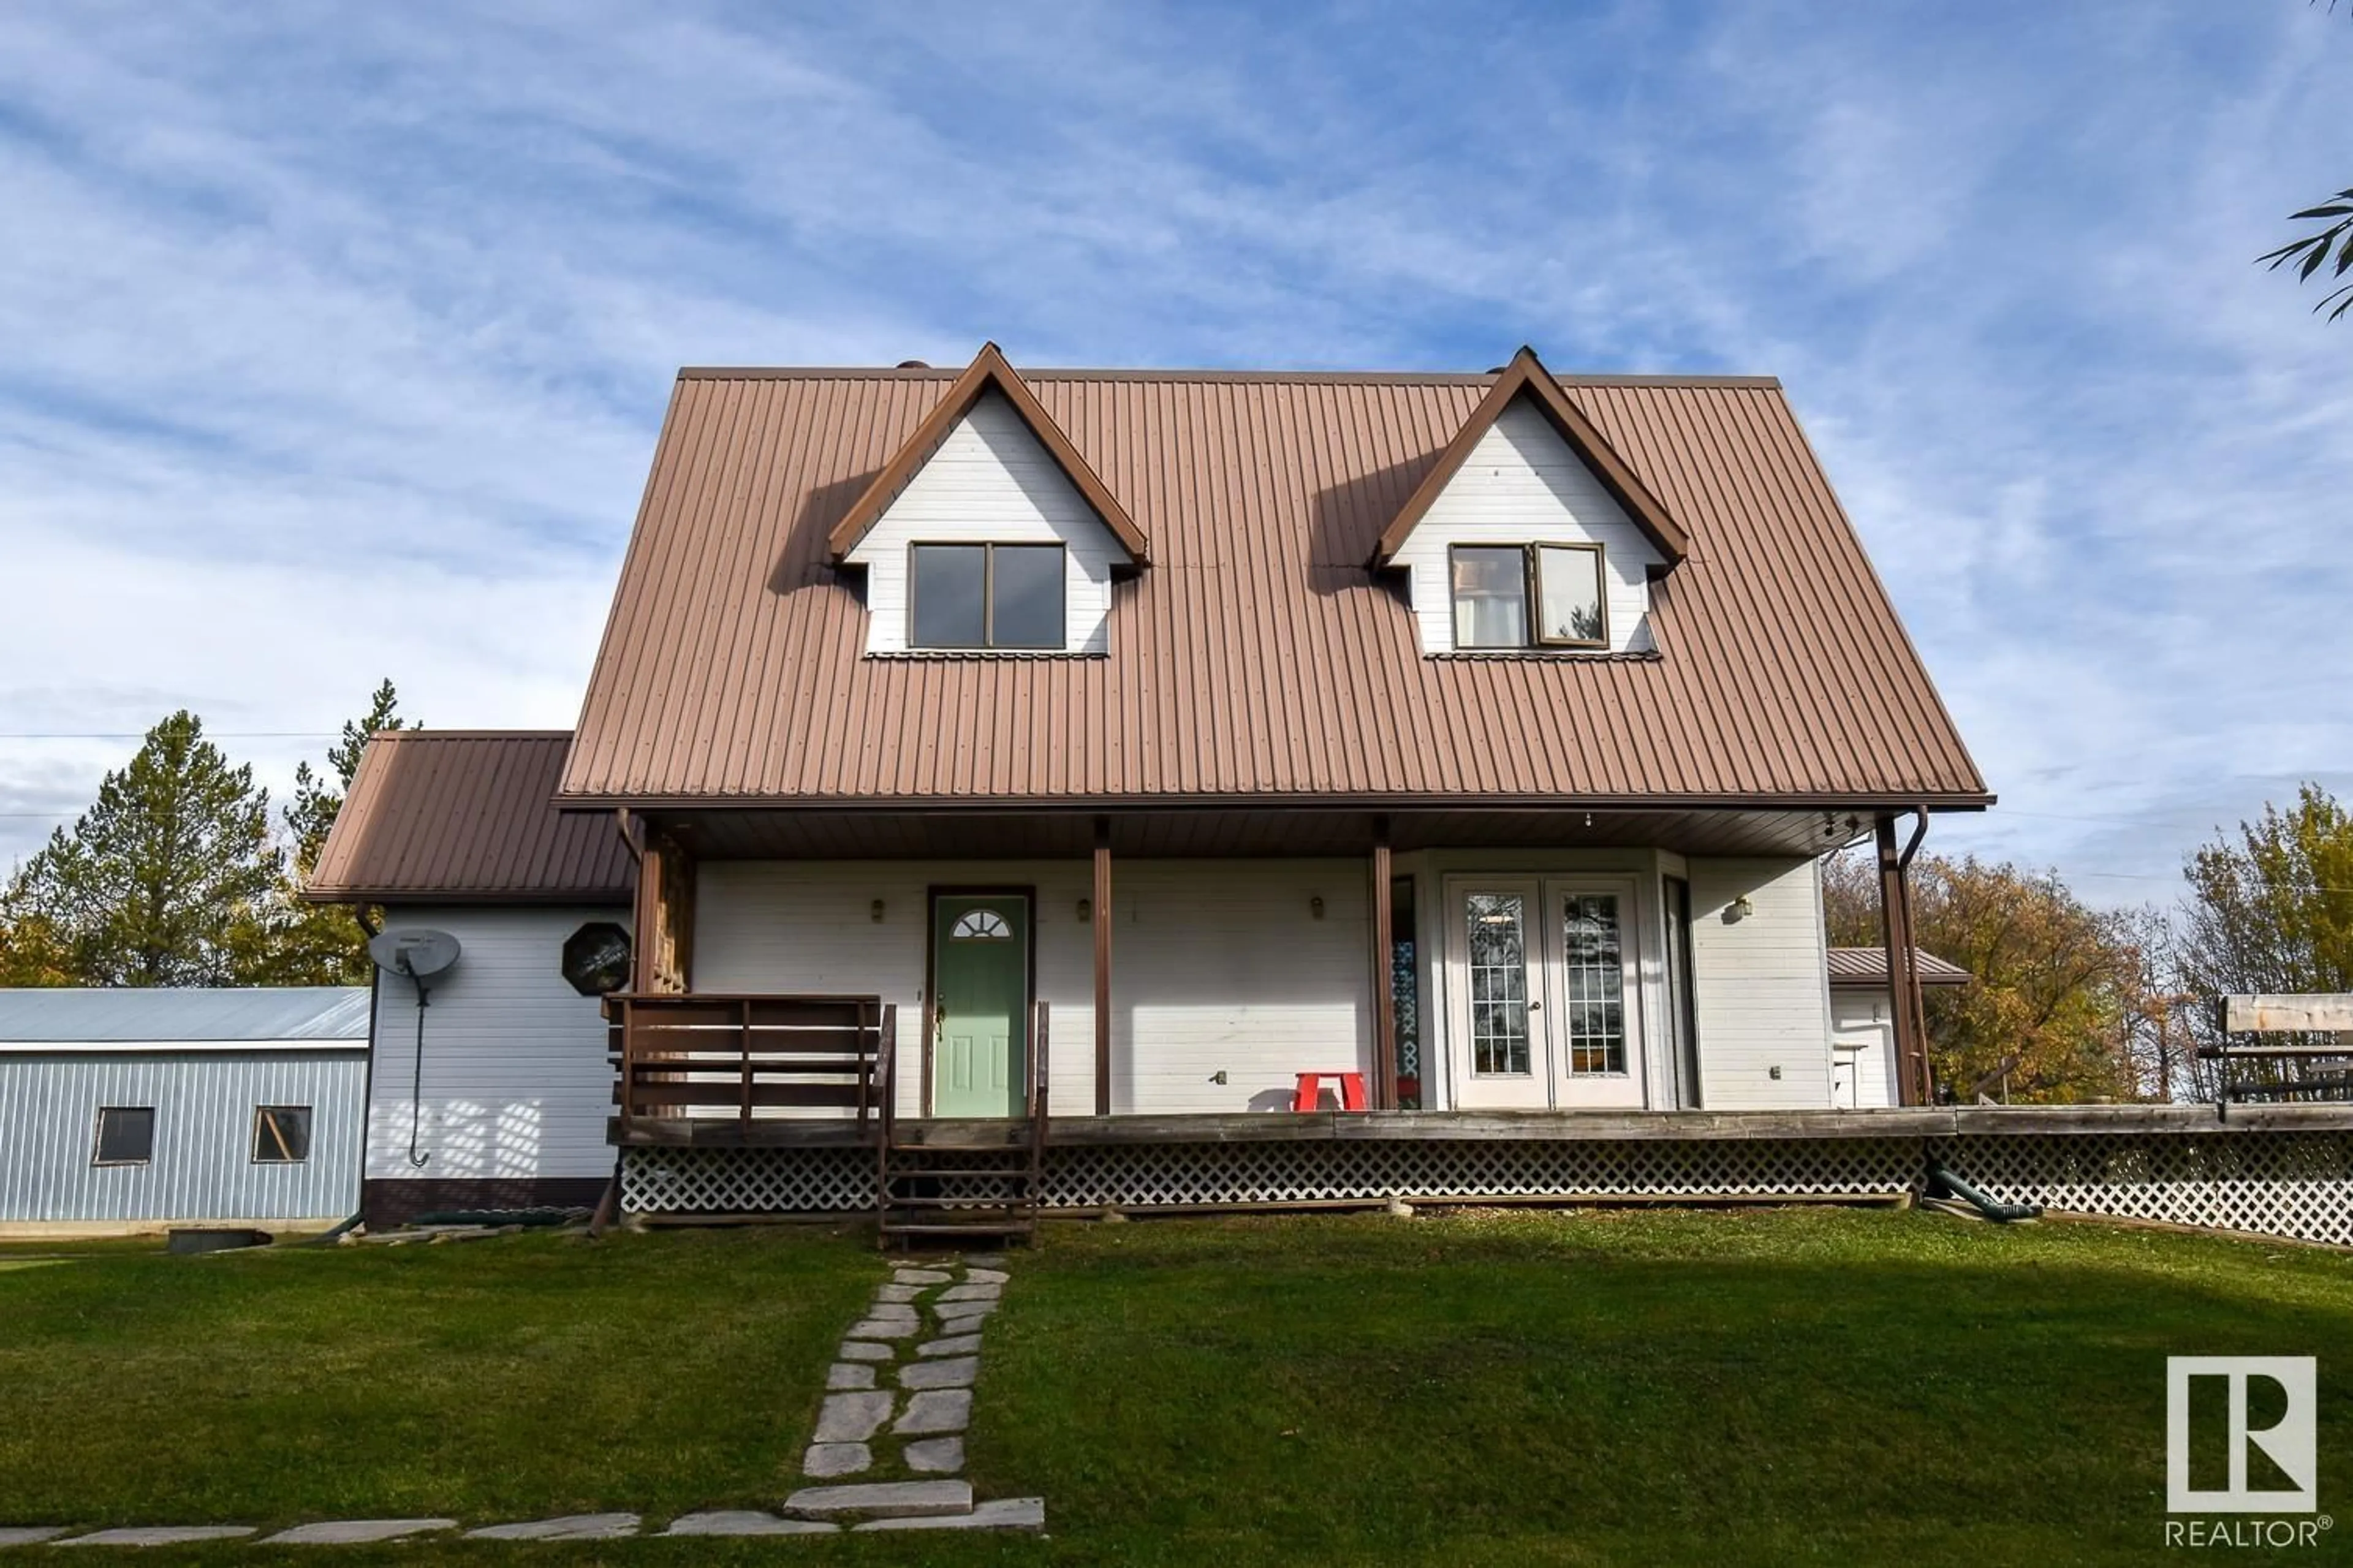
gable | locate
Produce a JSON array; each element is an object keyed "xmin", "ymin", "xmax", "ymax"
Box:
[
  {"xmin": 843, "ymin": 392, "xmax": 1121, "ymax": 655},
  {"xmin": 1374, "ymin": 346, "xmax": 1688, "ymax": 567},
  {"xmin": 825, "ymin": 341, "xmax": 1146, "ymax": 566},
  {"xmin": 1389, "ymin": 400, "xmax": 1666, "ymax": 656}
]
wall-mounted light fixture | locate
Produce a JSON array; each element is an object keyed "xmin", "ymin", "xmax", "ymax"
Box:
[
  {"xmin": 1309, "ymin": 895, "xmax": 1326, "ymax": 920},
  {"xmin": 870, "ymin": 899, "xmax": 886, "ymax": 923},
  {"xmin": 1729, "ymin": 894, "xmax": 1755, "ymax": 922},
  {"xmin": 1077, "ymin": 897, "xmax": 1092, "ymax": 922}
]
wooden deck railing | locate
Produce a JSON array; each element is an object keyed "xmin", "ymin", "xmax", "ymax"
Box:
[{"xmin": 607, "ymin": 993, "xmax": 895, "ymax": 1138}]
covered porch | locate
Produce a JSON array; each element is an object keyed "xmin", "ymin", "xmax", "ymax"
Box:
[{"xmin": 602, "ymin": 800, "xmax": 1957, "ymax": 1137}]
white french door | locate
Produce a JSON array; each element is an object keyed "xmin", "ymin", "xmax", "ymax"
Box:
[{"xmin": 1447, "ymin": 876, "xmax": 1645, "ymax": 1110}]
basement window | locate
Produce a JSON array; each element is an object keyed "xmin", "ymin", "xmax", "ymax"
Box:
[
  {"xmin": 910, "ymin": 542, "xmax": 1066, "ymax": 650},
  {"xmin": 1450, "ymin": 543, "xmax": 1607, "ymax": 650},
  {"xmin": 252, "ymin": 1105, "xmax": 314, "ymax": 1164},
  {"xmin": 93, "ymin": 1106, "xmax": 154, "ymax": 1166}
]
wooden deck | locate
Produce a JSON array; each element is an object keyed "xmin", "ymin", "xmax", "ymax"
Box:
[{"xmin": 607, "ymin": 1102, "xmax": 2353, "ymax": 1150}]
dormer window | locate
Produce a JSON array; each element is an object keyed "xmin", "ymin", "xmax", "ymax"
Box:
[
  {"xmin": 910, "ymin": 542, "xmax": 1066, "ymax": 650},
  {"xmin": 1450, "ymin": 543, "xmax": 1607, "ymax": 651}
]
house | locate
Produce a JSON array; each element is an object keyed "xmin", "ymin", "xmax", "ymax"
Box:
[
  {"xmin": 1826, "ymin": 948, "xmax": 1972, "ymax": 1108},
  {"xmin": 0, "ymin": 987, "xmax": 368, "ymax": 1237},
  {"xmin": 308, "ymin": 342, "xmax": 2023, "ymax": 1234},
  {"xmin": 305, "ymin": 731, "xmax": 633, "ymax": 1224}
]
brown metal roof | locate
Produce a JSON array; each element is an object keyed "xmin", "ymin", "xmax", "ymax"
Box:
[
  {"xmin": 1827, "ymin": 947, "xmax": 1973, "ymax": 988},
  {"xmin": 308, "ymin": 732, "xmax": 634, "ymax": 904},
  {"xmin": 561, "ymin": 358, "xmax": 1990, "ymax": 809}
]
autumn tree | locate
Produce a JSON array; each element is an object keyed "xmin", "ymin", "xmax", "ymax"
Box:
[
  {"xmin": 0, "ymin": 712, "xmax": 281, "ymax": 986},
  {"xmin": 2170, "ymin": 784, "xmax": 2353, "ymax": 1099},
  {"xmin": 1822, "ymin": 849, "xmax": 2157, "ymax": 1103}
]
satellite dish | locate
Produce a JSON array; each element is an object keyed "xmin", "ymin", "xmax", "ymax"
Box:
[{"xmin": 369, "ymin": 928, "xmax": 462, "ymax": 980}]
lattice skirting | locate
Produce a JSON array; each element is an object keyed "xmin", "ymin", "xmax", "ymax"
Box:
[
  {"xmin": 622, "ymin": 1137, "xmax": 1917, "ymax": 1215},
  {"xmin": 1938, "ymin": 1132, "xmax": 2353, "ymax": 1248},
  {"xmin": 622, "ymin": 1131, "xmax": 2353, "ymax": 1246}
]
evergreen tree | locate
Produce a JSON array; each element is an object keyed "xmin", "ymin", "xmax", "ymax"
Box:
[
  {"xmin": 1, "ymin": 712, "xmax": 281, "ymax": 985},
  {"xmin": 261, "ymin": 680, "xmax": 410, "ymax": 985}
]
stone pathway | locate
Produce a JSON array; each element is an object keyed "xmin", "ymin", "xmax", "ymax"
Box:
[
  {"xmin": 772, "ymin": 1254, "xmax": 1040, "ymax": 1532},
  {"xmin": 1, "ymin": 1253, "xmax": 1043, "ymax": 1546}
]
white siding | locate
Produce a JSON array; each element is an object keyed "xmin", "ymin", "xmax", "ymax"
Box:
[
  {"xmin": 366, "ymin": 904, "xmax": 624, "ymax": 1182},
  {"xmin": 1830, "ymin": 991, "xmax": 1898, "ymax": 1108},
  {"xmin": 0, "ymin": 1051, "xmax": 364, "ymax": 1224},
  {"xmin": 1686, "ymin": 857, "xmax": 1835, "ymax": 1108},
  {"xmin": 844, "ymin": 392, "xmax": 1119, "ymax": 656},
  {"xmin": 1390, "ymin": 400, "xmax": 1664, "ymax": 655},
  {"xmin": 694, "ymin": 859, "xmax": 1370, "ymax": 1116}
]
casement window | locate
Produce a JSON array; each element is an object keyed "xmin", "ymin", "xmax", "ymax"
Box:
[
  {"xmin": 251, "ymin": 1105, "xmax": 314, "ymax": 1164},
  {"xmin": 909, "ymin": 543, "xmax": 1066, "ymax": 650},
  {"xmin": 1449, "ymin": 542, "xmax": 1607, "ymax": 650},
  {"xmin": 92, "ymin": 1106, "xmax": 155, "ymax": 1166}
]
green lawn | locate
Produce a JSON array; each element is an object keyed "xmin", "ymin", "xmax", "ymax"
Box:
[{"xmin": 2, "ymin": 1209, "xmax": 2348, "ymax": 1565}]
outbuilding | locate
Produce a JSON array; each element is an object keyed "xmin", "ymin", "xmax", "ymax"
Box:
[{"xmin": 0, "ymin": 987, "xmax": 369, "ymax": 1237}]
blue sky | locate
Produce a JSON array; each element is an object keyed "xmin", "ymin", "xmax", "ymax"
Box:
[{"xmin": 1, "ymin": 1, "xmax": 2347, "ymax": 906}]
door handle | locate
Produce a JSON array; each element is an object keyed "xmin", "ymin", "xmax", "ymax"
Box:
[{"xmin": 1528, "ymin": 1000, "xmax": 1542, "ymax": 1012}]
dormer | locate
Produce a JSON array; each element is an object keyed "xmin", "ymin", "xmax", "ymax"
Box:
[
  {"xmin": 828, "ymin": 344, "xmax": 1144, "ymax": 656},
  {"xmin": 1373, "ymin": 347, "xmax": 1687, "ymax": 657}
]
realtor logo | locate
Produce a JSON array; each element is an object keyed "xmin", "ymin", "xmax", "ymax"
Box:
[{"xmin": 2167, "ymin": 1357, "xmax": 2318, "ymax": 1513}]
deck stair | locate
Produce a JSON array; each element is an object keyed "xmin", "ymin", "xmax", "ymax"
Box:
[{"xmin": 876, "ymin": 1002, "xmax": 1052, "ymax": 1252}]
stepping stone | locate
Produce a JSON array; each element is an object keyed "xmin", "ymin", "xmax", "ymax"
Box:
[
  {"xmin": 846, "ymin": 1319, "xmax": 919, "ymax": 1340},
  {"xmin": 0, "ymin": 1529, "xmax": 69, "ymax": 1547},
  {"xmin": 893, "ymin": 1268, "xmax": 952, "ymax": 1285},
  {"xmin": 784, "ymin": 1480, "xmax": 972, "ymax": 1520},
  {"xmin": 903, "ymin": 1437, "xmax": 964, "ymax": 1474},
  {"xmin": 55, "ymin": 1527, "xmax": 257, "ymax": 1547},
  {"xmin": 916, "ymin": 1333, "xmax": 983, "ymax": 1358},
  {"xmin": 899, "ymin": 1356, "xmax": 979, "ymax": 1391},
  {"xmin": 862, "ymin": 1303, "xmax": 922, "ymax": 1323},
  {"xmin": 813, "ymin": 1391, "xmax": 896, "ymax": 1443},
  {"xmin": 802, "ymin": 1442, "xmax": 871, "ymax": 1479},
  {"xmin": 964, "ymin": 1267, "xmax": 1009, "ymax": 1284},
  {"xmin": 873, "ymin": 1284, "xmax": 922, "ymax": 1304},
  {"xmin": 937, "ymin": 1282, "xmax": 1002, "ymax": 1303},
  {"xmin": 960, "ymin": 1253, "xmax": 1007, "ymax": 1268},
  {"xmin": 827, "ymin": 1363, "xmax": 877, "ymax": 1391},
  {"xmin": 837, "ymin": 1339, "xmax": 895, "ymax": 1362},
  {"xmin": 934, "ymin": 1308, "xmax": 995, "ymax": 1332},
  {"xmin": 661, "ymin": 1511, "xmax": 836, "ymax": 1537},
  {"xmin": 262, "ymin": 1520, "xmax": 457, "ymax": 1545},
  {"xmin": 893, "ymin": 1388, "xmax": 972, "ymax": 1436},
  {"xmin": 464, "ymin": 1514, "xmax": 639, "ymax": 1541},
  {"xmin": 854, "ymin": 1497, "xmax": 1045, "ymax": 1532}
]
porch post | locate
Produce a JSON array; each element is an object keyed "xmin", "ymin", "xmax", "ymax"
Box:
[
  {"xmin": 631, "ymin": 832, "xmax": 665, "ymax": 994},
  {"xmin": 1874, "ymin": 813, "xmax": 1927, "ymax": 1105},
  {"xmin": 1093, "ymin": 816, "xmax": 1112, "ymax": 1116},
  {"xmin": 1370, "ymin": 818, "xmax": 1395, "ymax": 1111}
]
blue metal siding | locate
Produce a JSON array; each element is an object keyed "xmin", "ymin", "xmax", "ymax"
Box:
[{"xmin": 0, "ymin": 1051, "xmax": 365, "ymax": 1223}]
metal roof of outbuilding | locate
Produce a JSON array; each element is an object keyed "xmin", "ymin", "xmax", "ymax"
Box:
[{"xmin": 0, "ymin": 987, "xmax": 373, "ymax": 1047}]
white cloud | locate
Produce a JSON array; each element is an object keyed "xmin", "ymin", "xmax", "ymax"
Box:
[{"xmin": 1, "ymin": 1, "xmax": 2349, "ymax": 903}]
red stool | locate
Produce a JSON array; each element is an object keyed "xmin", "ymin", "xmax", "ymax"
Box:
[{"xmin": 1292, "ymin": 1070, "xmax": 1370, "ymax": 1112}]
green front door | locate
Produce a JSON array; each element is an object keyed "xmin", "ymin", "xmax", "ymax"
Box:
[{"xmin": 931, "ymin": 895, "xmax": 1029, "ymax": 1118}]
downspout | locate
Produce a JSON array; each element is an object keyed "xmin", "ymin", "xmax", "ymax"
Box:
[
  {"xmin": 1929, "ymin": 1164, "xmax": 2040, "ymax": 1222},
  {"xmin": 1896, "ymin": 809, "xmax": 1931, "ymax": 1104}
]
